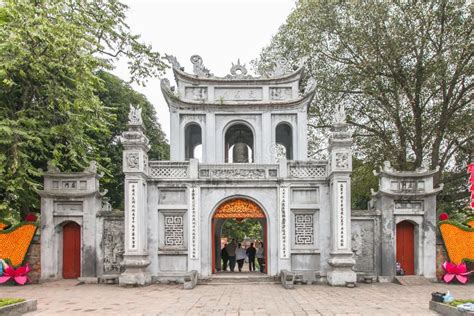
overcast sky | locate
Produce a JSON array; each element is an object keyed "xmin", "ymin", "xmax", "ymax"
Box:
[{"xmin": 113, "ymin": 0, "xmax": 295, "ymax": 139}]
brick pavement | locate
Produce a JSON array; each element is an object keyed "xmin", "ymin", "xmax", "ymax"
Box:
[{"xmin": 0, "ymin": 280, "xmax": 473, "ymax": 315}]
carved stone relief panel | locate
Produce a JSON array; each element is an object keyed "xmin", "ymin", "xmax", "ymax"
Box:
[
  {"xmin": 126, "ymin": 152, "xmax": 140, "ymax": 170},
  {"xmin": 214, "ymin": 88, "xmax": 263, "ymax": 101},
  {"xmin": 185, "ymin": 87, "xmax": 208, "ymax": 101},
  {"xmin": 103, "ymin": 219, "xmax": 124, "ymax": 274},
  {"xmin": 204, "ymin": 168, "xmax": 266, "ymax": 179},
  {"xmin": 164, "ymin": 215, "xmax": 184, "ymax": 246},
  {"xmin": 335, "ymin": 152, "xmax": 349, "ymax": 169},
  {"xmin": 269, "ymin": 87, "xmax": 292, "ymax": 101}
]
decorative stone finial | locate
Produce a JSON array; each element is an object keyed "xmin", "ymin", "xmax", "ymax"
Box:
[
  {"xmin": 84, "ymin": 161, "xmax": 97, "ymax": 173},
  {"xmin": 190, "ymin": 55, "xmax": 211, "ymax": 77},
  {"xmin": 334, "ymin": 104, "xmax": 346, "ymax": 124},
  {"xmin": 47, "ymin": 161, "xmax": 60, "ymax": 173},
  {"xmin": 128, "ymin": 104, "xmax": 143, "ymax": 126},
  {"xmin": 101, "ymin": 197, "xmax": 112, "ymax": 212},
  {"xmin": 269, "ymin": 57, "xmax": 289, "ymax": 77},
  {"xmin": 163, "ymin": 54, "xmax": 182, "ymax": 70},
  {"xmin": 383, "ymin": 161, "xmax": 394, "ymax": 172},
  {"xmin": 229, "ymin": 59, "xmax": 248, "ymax": 78}
]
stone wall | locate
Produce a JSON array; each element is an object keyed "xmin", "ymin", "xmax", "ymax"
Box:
[
  {"xmin": 24, "ymin": 236, "xmax": 41, "ymax": 283},
  {"xmin": 351, "ymin": 211, "xmax": 380, "ymax": 277}
]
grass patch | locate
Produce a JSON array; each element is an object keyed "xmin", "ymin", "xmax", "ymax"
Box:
[
  {"xmin": 0, "ymin": 298, "xmax": 25, "ymax": 307},
  {"xmin": 449, "ymin": 299, "xmax": 474, "ymax": 307}
]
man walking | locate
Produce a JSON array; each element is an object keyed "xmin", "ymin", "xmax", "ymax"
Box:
[
  {"xmin": 246, "ymin": 242, "xmax": 256, "ymax": 271},
  {"xmin": 221, "ymin": 243, "xmax": 229, "ymax": 271},
  {"xmin": 226, "ymin": 239, "xmax": 237, "ymax": 272}
]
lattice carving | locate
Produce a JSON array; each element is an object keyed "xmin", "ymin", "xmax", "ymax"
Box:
[
  {"xmin": 149, "ymin": 163, "xmax": 189, "ymax": 178},
  {"xmin": 164, "ymin": 215, "xmax": 184, "ymax": 246},
  {"xmin": 294, "ymin": 214, "xmax": 314, "ymax": 245},
  {"xmin": 213, "ymin": 198, "xmax": 265, "ymax": 219},
  {"xmin": 290, "ymin": 165, "xmax": 326, "ymax": 178}
]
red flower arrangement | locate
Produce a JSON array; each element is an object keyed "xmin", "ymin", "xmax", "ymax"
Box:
[
  {"xmin": 0, "ymin": 264, "xmax": 31, "ymax": 285},
  {"xmin": 439, "ymin": 213, "xmax": 449, "ymax": 221},
  {"xmin": 24, "ymin": 213, "xmax": 37, "ymax": 222}
]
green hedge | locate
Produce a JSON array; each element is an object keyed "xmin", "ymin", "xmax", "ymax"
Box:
[{"xmin": 0, "ymin": 298, "xmax": 25, "ymax": 308}]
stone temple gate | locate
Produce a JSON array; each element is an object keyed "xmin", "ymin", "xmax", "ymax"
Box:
[
  {"xmin": 39, "ymin": 55, "xmax": 442, "ymax": 287},
  {"xmin": 118, "ymin": 55, "xmax": 357, "ymax": 286}
]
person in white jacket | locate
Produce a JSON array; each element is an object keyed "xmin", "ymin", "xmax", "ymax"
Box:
[{"xmin": 235, "ymin": 243, "xmax": 247, "ymax": 272}]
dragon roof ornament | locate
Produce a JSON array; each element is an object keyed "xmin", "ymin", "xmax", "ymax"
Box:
[
  {"xmin": 190, "ymin": 55, "xmax": 212, "ymax": 77},
  {"xmin": 163, "ymin": 54, "xmax": 182, "ymax": 71},
  {"xmin": 163, "ymin": 54, "xmax": 306, "ymax": 80}
]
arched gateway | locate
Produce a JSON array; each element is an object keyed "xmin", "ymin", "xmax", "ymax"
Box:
[
  {"xmin": 211, "ymin": 198, "xmax": 267, "ymax": 274},
  {"xmin": 118, "ymin": 54, "xmax": 357, "ymax": 286}
]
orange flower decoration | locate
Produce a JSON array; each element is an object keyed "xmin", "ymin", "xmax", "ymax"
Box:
[
  {"xmin": 0, "ymin": 223, "xmax": 37, "ymax": 266},
  {"xmin": 439, "ymin": 221, "xmax": 474, "ymax": 265}
]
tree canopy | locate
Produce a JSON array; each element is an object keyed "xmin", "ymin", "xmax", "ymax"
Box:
[
  {"xmin": 222, "ymin": 219, "xmax": 264, "ymax": 242},
  {"xmin": 257, "ymin": 0, "xmax": 473, "ymax": 211},
  {"xmin": 0, "ymin": 1, "xmax": 168, "ymax": 220},
  {"xmin": 96, "ymin": 71, "xmax": 169, "ymax": 210}
]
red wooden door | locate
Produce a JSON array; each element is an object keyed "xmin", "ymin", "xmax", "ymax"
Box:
[
  {"xmin": 396, "ymin": 221, "xmax": 415, "ymax": 275},
  {"xmin": 63, "ymin": 222, "xmax": 81, "ymax": 279}
]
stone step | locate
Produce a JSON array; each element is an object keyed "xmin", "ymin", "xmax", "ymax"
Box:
[
  {"xmin": 394, "ymin": 275, "xmax": 433, "ymax": 286},
  {"xmin": 199, "ymin": 276, "xmax": 278, "ymax": 285}
]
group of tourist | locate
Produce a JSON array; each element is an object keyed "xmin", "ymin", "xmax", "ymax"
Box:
[{"xmin": 220, "ymin": 239, "xmax": 265, "ymax": 273}]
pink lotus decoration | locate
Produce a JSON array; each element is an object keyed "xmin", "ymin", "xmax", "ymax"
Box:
[
  {"xmin": 0, "ymin": 264, "xmax": 31, "ymax": 285},
  {"xmin": 442, "ymin": 261, "xmax": 473, "ymax": 284}
]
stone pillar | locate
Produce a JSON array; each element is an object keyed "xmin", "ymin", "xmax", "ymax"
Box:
[
  {"xmin": 170, "ymin": 110, "xmax": 180, "ymax": 161},
  {"xmin": 119, "ymin": 105, "xmax": 151, "ymax": 286},
  {"xmin": 297, "ymin": 111, "xmax": 308, "ymax": 160},
  {"xmin": 205, "ymin": 113, "xmax": 215, "ymax": 163},
  {"xmin": 326, "ymin": 106, "xmax": 357, "ymax": 286},
  {"xmin": 262, "ymin": 112, "xmax": 272, "ymax": 163}
]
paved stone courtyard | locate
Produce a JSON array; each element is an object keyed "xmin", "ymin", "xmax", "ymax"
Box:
[{"xmin": 1, "ymin": 280, "xmax": 473, "ymax": 315}]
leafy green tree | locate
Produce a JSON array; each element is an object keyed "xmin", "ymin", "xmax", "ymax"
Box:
[
  {"xmin": 96, "ymin": 71, "xmax": 169, "ymax": 210},
  {"xmin": 257, "ymin": 0, "xmax": 473, "ymax": 210},
  {"xmin": 0, "ymin": 1, "xmax": 167, "ymax": 220},
  {"xmin": 351, "ymin": 158, "xmax": 379, "ymax": 210},
  {"xmin": 222, "ymin": 219, "xmax": 263, "ymax": 242}
]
